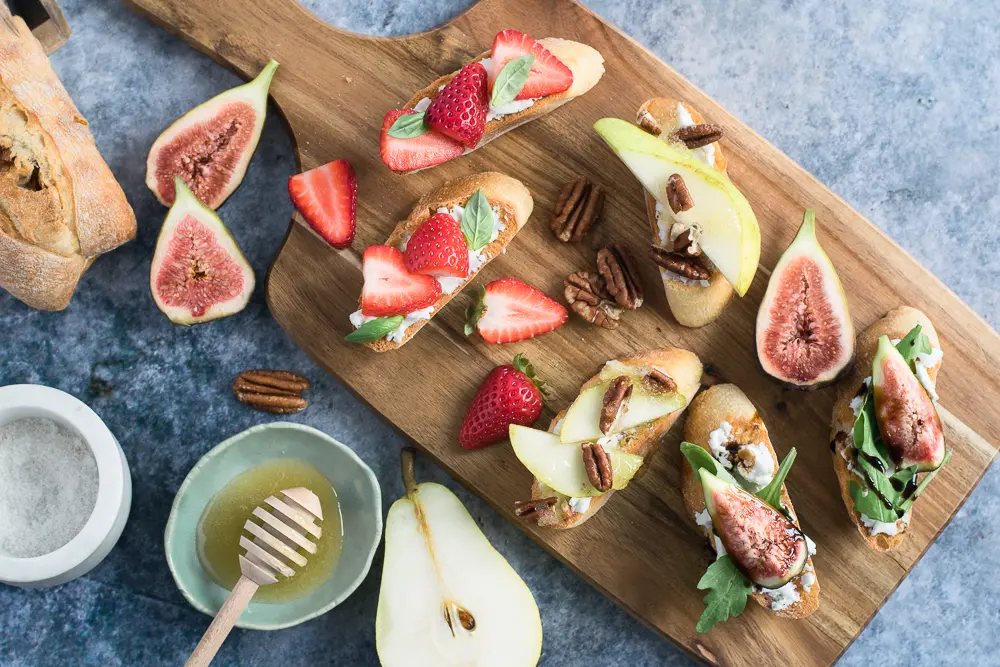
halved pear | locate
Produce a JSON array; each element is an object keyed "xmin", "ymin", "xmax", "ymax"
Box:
[
  {"xmin": 376, "ymin": 450, "xmax": 542, "ymax": 667},
  {"xmin": 510, "ymin": 425, "xmax": 644, "ymax": 497},
  {"xmin": 559, "ymin": 378, "xmax": 685, "ymax": 444},
  {"xmin": 594, "ymin": 118, "xmax": 760, "ymax": 295}
]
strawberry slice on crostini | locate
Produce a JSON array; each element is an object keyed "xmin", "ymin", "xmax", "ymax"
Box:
[
  {"xmin": 459, "ymin": 353, "xmax": 546, "ymax": 449},
  {"xmin": 361, "ymin": 245, "xmax": 441, "ymax": 317},
  {"xmin": 288, "ymin": 159, "xmax": 357, "ymax": 249},
  {"xmin": 465, "ymin": 277, "xmax": 568, "ymax": 344},
  {"xmin": 487, "ymin": 30, "xmax": 574, "ymax": 100},
  {"xmin": 405, "ymin": 212, "xmax": 470, "ymax": 278},
  {"xmin": 426, "ymin": 62, "xmax": 489, "ymax": 148},
  {"xmin": 380, "ymin": 109, "xmax": 466, "ymax": 172}
]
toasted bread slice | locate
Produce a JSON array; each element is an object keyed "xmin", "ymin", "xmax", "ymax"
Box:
[
  {"xmin": 829, "ymin": 306, "xmax": 942, "ymax": 551},
  {"xmin": 525, "ymin": 347, "xmax": 702, "ymax": 529},
  {"xmin": 682, "ymin": 383, "xmax": 820, "ymax": 619},
  {"xmin": 392, "ymin": 38, "xmax": 605, "ymax": 174},
  {"xmin": 351, "ymin": 172, "xmax": 533, "ymax": 351},
  {"xmin": 637, "ymin": 98, "xmax": 734, "ymax": 327}
]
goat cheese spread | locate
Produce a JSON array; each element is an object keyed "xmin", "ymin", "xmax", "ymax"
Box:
[
  {"xmin": 850, "ymin": 394, "xmax": 864, "ymax": 417},
  {"xmin": 760, "ymin": 579, "xmax": 801, "ymax": 611},
  {"xmin": 349, "ymin": 306, "xmax": 435, "ymax": 343},
  {"xmin": 735, "ymin": 442, "xmax": 775, "ymax": 490},
  {"xmin": 676, "ymin": 103, "xmax": 716, "ymax": 167},
  {"xmin": 860, "ymin": 510, "xmax": 910, "ymax": 536},
  {"xmin": 478, "ymin": 57, "xmax": 539, "ymax": 122},
  {"xmin": 801, "ymin": 566, "xmax": 817, "ymax": 593},
  {"xmin": 707, "ymin": 421, "xmax": 735, "ymax": 469},
  {"xmin": 568, "ymin": 497, "xmax": 591, "ymax": 514}
]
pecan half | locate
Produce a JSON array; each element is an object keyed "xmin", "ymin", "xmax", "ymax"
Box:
[
  {"xmin": 233, "ymin": 391, "xmax": 308, "ymax": 414},
  {"xmin": 236, "ymin": 369, "xmax": 310, "ymax": 393},
  {"xmin": 673, "ymin": 123, "xmax": 724, "ymax": 149},
  {"xmin": 597, "ymin": 246, "xmax": 644, "ymax": 310},
  {"xmin": 551, "ymin": 176, "xmax": 605, "ymax": 243},
  {"xmin": 564, "ymin": 271, "xmax": 622, "ymax": 330},
  {"xmin": 582, "ymin": 443, "xmax": 613, "ymax": 492},
  {"xmin": 600, "ymin": 376, "xmax": 633, "ymax": 433},
  {"xmin": 233, "ymin": 369, "xmax": 310, "ymax": 414},
  {"xmin": 513, "ymin": 497, "xmax": 557, "ymax": 518},
  {"xmin": 648, "ymin": 245, "xmax": 712, "ymax": 281},
  {"xmin": 671, "ymin": 226, "xmax": 701, "ymax": 257},
  {"xmin": 643, "ymin": 369, "xmax": 678, "ymax": 393},
  {"xmin": 637, "ymin": 110, "xmax": 661, "ymax": 136},
  {"xmin": 666, "ymin": 174, "xmax": 694, "ymax": 213}
]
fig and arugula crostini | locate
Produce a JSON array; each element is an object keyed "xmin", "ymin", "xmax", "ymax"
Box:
[
  {"xmin": 681, "ymin": 384, "xmax": 819, "ymax": 633},
  {"xmin": 829, "ymin": 306, "xmax": 950, "ymax": 551}
]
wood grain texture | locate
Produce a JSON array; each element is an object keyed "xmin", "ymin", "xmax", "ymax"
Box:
[
  {"xmin": 124, "ymin": 0, "xmax": 1000, "ymax": 665},
  {"xmin": 12, "ymin": 0, "xmax": 71, "ymax": 53}
]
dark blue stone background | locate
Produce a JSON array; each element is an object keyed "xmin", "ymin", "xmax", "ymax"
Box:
[{"xmin": 1, "ymin": 1, "xmax": 998, "ymax": 665}]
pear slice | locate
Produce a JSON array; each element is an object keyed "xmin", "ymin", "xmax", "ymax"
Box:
[
  {"xmin": 559, "ymin": 378, "xmax": 685, "ymax": 444},
  {"xmin": 593, "ymin": 118, "xmax": 760, "ymax": 295},
  {"xmin": 376, "ymin": 450, "xmax": 542, "ymax": 667},
  {"xmin": 510, "ymin": 425, "xmax": 644, "ymax": 497}
]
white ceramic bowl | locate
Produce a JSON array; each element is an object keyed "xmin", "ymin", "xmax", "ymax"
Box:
[{"xmin": 0, "ymin": 384, "xmax": 132, "ymax": 587}]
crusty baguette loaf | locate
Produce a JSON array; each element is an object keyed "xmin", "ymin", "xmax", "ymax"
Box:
[
  {"xmin": 527, "ymin": 347, "xmax": 702, "ymax": 529},
  {"xmin": 0, "ymin": 6, "xmax": 135, "ymax": 311},
  {"xmin": 394, "ymin": 38, "xmax": 604, "ymax": 174},
  {"xmin": 682, "ymin": 383, "xmax": 820, "ymax": 619},
  {"xmin": 637, "ymin": 98, "xmax": 734, "ymax": 328},
  {"xmin": 829, "ymin": 306, "xmax": 942, "ymax": 551},
  {"xmin": 354, "ymin": 171, "xmax": 532, "ymax": 352}
]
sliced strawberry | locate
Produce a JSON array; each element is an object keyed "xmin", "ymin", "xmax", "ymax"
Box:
[
  {"xmin": 361, "ymin": 245, "xmax": 441, "ymax": 317},
  {"xmin": 288, "ymin": 159, "xmax": 357, "ymax": 249},
  {"xmin": 380, "ymin": 109, "xmax": 465, "ymax": 172},
  {"xmin": 404, "ymin": 213, "xmax": 470, "ymax": 278},
  {"xmin": 488, "ymin": 30, "xmax": 574, "ymax": 100},
  {"xmin": 459, "ymin": 354, "xmax": 546, "ymax": 450},
  {"xmin": 465, "ymin": 278, "xmax": 568, "ymax": 344},
  {"xmin": 425, "ymin": 62, "xmax": 489, "ymax": 148}
]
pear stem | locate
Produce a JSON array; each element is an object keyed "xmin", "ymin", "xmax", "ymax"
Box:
[{"xmin": 400, "ymin": 447, "xmax": 418, "ymax": 496}]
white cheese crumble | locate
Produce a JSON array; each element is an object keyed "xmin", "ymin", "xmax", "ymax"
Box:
[
  {"xmin": 801, "ymin": 566, "xmax": 817, "ymax": 593},
  {"xmin": 849, "ymin": 394, "xmax": 864, "ymax": 417},
  {"xmin": 695, "ymin": 509, "xmax": 713, "ymax": 530},
  {"xmin": 652, "ymin": 203, "xmax": 711, "ymax": 288},
  {"xmin": 805, "ymin": 535, "xmax": 817, "ymax": 557},
  {"xmin": 735, "ymin": 442, "xmax": 775, "ymax": 490},
  {"xmin": 349, "ymin": 306, "xmax": 435, "ymax": 343},
  {"xmin": 412, "ymin": 97, "xmax": 432, "ymax": 113},
  {"xmin": 707, "ymin": 421, "xmax": 735, "ymax": 469},
  {"xmin": 567, "ymin": 497, "xmax": 591, "ymax": 514},
  {"xmin": 712, "ymin": 535, "xmax": 727, "ymax": 559},
  {"xmin": 760, "ymin": 580, "xmax": 800, "ymax": 611},
  {"xmin": 676, "ymin": 103, "xmax": 716, "ymax": 166},
  {"xmin": 595, "ymin": 432, "xmax": 624, "ymax": 450},
  {"xmin": 860, "ymin": 510, "xmax": 910, "ymax": 536},
  {"xmin": 914, "ymin": 347, "xmax": 943, "ymax": 401}
]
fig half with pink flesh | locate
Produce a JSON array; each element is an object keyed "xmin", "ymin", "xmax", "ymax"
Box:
[
  {"xmin": 756, "ymin": 210, "xmax": 854, "ymax": 389},
  {"xmin": 150, "ymin": 177, "xmax": 254, "ymax": 325},
  {"xmin": 146, "ymin": 59, "xmax": 278, "ymax": 209},
  {"xmin": 700, "ymin": 469, "xmax": 807, "ymax": 589},
  {"xmin": 872, "ymin": 335, "xmax": 945, "ymax": 471}
]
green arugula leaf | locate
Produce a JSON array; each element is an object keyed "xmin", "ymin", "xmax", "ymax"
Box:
[
  {"xmin": 894, "ymin": 324, "xmax": 932, "ymax": 367},
  {"xmin": 695, "ymin": 555, "xmax": 753, "ymax": 634},
  {"xmin": 898, "ymin": 449, "xmax": 952, "ymax": 512},
  {"xmin": 345, "ymin": 316, "xmax": 404, "ymax": 343},
  {"xmin": 490, "ymin": 55, "xmax": 535, "ymax": 108},
  {"xmin": 857, "ymin": 456, "xmax": 902, "ymax": 515},
  {"xmin": 755, "ymin": 448, "xmax": 797, "ymax": 511},
  {"xmin": 679, "ymin": 442, "xmax": 740, "ymax": 488},
  {"xmin": 850, "ymin": 480, "xmax": 897, "ymax": 523},
  {"xmin": 387, "ymin": 111, "xmax": 430, "ymax": 139},
  {"xmin": 460, "ymin": 189, "xmax": 494, "ymax": 250}
]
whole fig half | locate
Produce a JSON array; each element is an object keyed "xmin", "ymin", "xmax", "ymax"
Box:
[
  {"xmin": 756, "ymin": 210, "xmax": 854, "ymax": 389},
  {"xmin": 150, "ymin": 177, "xmax": 254, "ymax": 325},
  {"xmin": 701, "ymin": 469, "xmax": 807, "ymax": 589},
  {"xmin": 872, "ymin": 335, "xmax": 945, "ymax": 471},
  {"xmin": 146, "ymin": 59, "xmax": 278, "ymax": 209}
]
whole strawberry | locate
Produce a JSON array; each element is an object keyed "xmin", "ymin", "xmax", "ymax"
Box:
[
  {"xmin": 459, "ymin": 354, "xmax": 545, "ymax": 449},
  {"xmin": 426, "ymin": 62, "xmax": 489, "ymax": 148}
]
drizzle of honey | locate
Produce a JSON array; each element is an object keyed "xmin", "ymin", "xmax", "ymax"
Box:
[{"xmin": 196, "ymin": 459, "xmax": 343, "ymax": 603}]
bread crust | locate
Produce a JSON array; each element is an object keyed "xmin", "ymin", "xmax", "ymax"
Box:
[
  {"xmin": 681, "ymin": 383, "xmax": 820, "ymax": 619},
  {"xmin": 527, "ymin": 347, "xmax": 703, "ymax": 529},
  {"xmin": 0, "ymin": 8, "xmax": 135, "ymax": 311},
  {"xmin": 395, "ymin": 38, "xmax": 605, "ymax": 174},
  {"xmin": 829, "ymin": 306, "xmax": 942, "ymax": 551},
  {"xmin": 637, "ymin": 98, "xmax": 734, "ymax": 328},
  {"xmin": 358, "ymin": 171, "xmax": 533, "ymax": 352}
]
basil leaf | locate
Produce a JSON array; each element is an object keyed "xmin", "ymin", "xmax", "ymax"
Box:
[
  {"xmin": 894, "ymin": 324, "xmax": 932, "ymax": 367},
  {"xmin": 899, "ymin": 449, "xmax": 952, "ymax": 512},
  {"xmin": 755, "ymin": 448, "xmax": 797, "ymax": 511},
  {"xmin": 387, "ymin": 111, "xmax": 430, "ymax": 139},
  {"xmin": 345, "ymin": 316, "xmax": 404, "ymax": 343},
  {"xmin": 695, "ymin": 555, "xmax": 753, "ymax": 634},
  {"xmin": 460, "ymin": 189, "xmax": 493, "ymax": 250},
  {"xmin": 491, "ymin": 55, "xmax": 535, "ymax": 108},
  {"xmin": 679, "ymin": 442, "xmax": 740, "ymax": 488}
]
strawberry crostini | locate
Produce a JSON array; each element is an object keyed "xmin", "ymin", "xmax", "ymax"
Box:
[
  {"xmin": 381, "ymin": 30, "xmax": 605, "ymax": 173},
  {"xmin": 347, "ymin": 172, "xmax": 533, "ymax": 351}
]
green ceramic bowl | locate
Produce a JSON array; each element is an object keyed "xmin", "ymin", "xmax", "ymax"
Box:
[{"xmin": 165, "ymin": 422, "xmax": 382, "ymax": 630}]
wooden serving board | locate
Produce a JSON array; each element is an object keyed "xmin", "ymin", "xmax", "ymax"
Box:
[{"xmin": 125, "ymin": 1, "xmax": 1000, "ymax": 664}]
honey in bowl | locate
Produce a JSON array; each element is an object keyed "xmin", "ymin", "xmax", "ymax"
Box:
[{"xmin": 196, "ymin": 458, "xmax": 343, "ymax": 603}]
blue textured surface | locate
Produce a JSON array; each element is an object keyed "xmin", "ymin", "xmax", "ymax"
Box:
[{"xmin": 1, "ymin": 0, "xmax": 998, "ymax": 665}]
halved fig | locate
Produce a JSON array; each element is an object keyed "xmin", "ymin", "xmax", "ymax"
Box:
[
  {"xmin": 150, "ymin": 177, "xmax": 254, "ymax": 325},
  {"xmin": 700, "ymin": 469, "xmax": 807, "ymax": 588},
  {"xmin": 146, "ymin": 59, "xmax": 278, "ymax": 209},
  {"xmin": 873, "ymin": 335, "xmax": 945, "ymax": 471},
  {"xmin": 756, "ymin": 210, "xmax": 854, "ymax": 389}
]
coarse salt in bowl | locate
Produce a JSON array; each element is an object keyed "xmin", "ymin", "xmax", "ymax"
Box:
[{"xmin": 0, "ymin": 384, "xmax": 132, "ymax": 588}]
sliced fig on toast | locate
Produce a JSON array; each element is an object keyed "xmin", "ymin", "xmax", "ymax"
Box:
[
  {"xmin": 756, "ymin": 210, "xmax": 854, "ymax": 389},
  {"xmin": 146, "ymin": 60, "xmax": 278, "ymax": 209},
  {"xmin": 700, "ymin": 469, "xmax": 807, "ymax": 589},
  {"xmin": 873, "ymin": 335, "xmax": 945, "ymax": 471}
]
